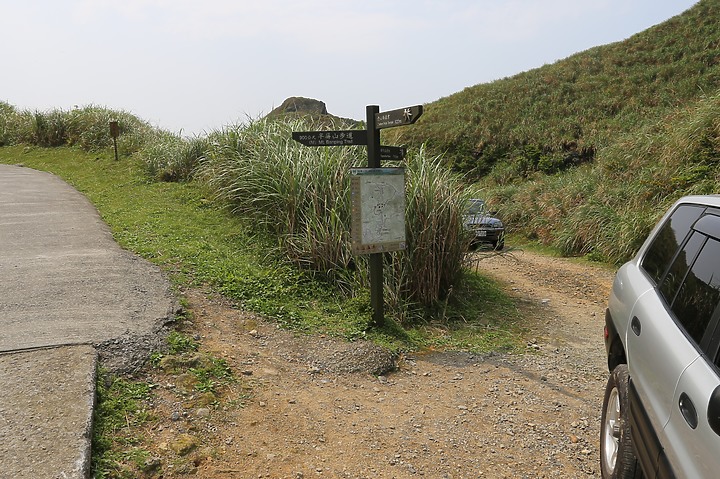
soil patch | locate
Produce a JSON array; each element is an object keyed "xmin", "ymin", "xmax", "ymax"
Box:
[{"xmin": 127, "ymin": 249, "xmax": 615, "ymax": 478}]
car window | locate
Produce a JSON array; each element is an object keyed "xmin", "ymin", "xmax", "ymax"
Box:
[
  {"xmin": 642, "ymin": 204, "xmax": 705, "ymax": 284},
  {"xmin": 669, "ymin": 234, "xmax": 720, "ymax": 345},
  {"xmin": 466, "ymin": 200, "xmax": 486, "ymax": 215},
  {"xmin": 659, "ymin": 231, "xmax": 704, "ymax": 306}
]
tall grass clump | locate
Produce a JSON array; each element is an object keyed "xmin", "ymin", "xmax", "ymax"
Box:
[
  {"xmin": 391, "ymin": 147, "xmax": 476, "ymax": 308},
  {"xmin": 0, "ymin": 102, "xmax": 18, "ymax": 146},
  {"xmin": 32, "ymin": 109, "xmax": 67, "ymax": 147},
  {"xmin": 0, "ymin": 102, "xmax": 35, "ymax": 145},
  {"xmin": 482, "ymin": 91, "xmax": 720, "ymax": 264},
  {"xmin": 199, "ymin": 118, "xmax": 475, "ymax": 316},
  {"xmin": 138, "ymin": 131, "xmax": 208, "ymax": 181},
  {"xmin": 0, "ymin": 102, "xmax": 157, "ymax": 156},
  {"xmin": 199, "ymin": 117, "xmax": 360, "ymax": 276},
  {"xmin": 65, "ymin": 105, "xmax": 155, "ymax": 155}
]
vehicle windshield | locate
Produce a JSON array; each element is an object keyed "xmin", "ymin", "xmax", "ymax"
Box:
[{"xmin": 466, "ymin": 199, "xmax": 487, "ymax": 215}]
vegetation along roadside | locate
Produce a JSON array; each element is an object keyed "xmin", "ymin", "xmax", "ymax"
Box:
[{"xmin": 0, "ymin": 140, "xmax": 524, "ymax": 477}]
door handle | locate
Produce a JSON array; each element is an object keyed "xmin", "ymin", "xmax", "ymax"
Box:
[
  {"xmin": 631, "ymin": 317, "xmax": 642, "ymax": 336},
  {"xmin": 679, "ymin": 392, "xmax": 698, "ymax": 429}
]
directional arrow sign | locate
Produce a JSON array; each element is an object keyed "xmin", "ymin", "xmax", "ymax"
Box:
[
  {"xmin": 379, "ymin": 146, "xmax": 407, "ymax": 161},
  {"xmin": 292, "ymin": 130, "xmax": 367, "ymax": 146},
  {"xmin": 375, "ymin": 105, "xmax": 423, "ymax": 129}
]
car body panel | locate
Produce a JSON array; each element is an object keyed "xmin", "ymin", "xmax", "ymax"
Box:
[
  {"xmin": 629, "ymin": 380, "xmax": 675, "ymax": 479},
  {"xmin": 625, "ymin": 286, "xmax": 698, "ymax": 432},
  {"xmin": 607, "ymin": 262, "xmax": 653, "ymax": 348},
  {"xmin": 664, "ymin": 356, "xmax": 720, "ymax": 478}
]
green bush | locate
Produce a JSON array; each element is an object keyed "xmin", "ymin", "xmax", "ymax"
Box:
[
  {"xmin": 199, "ymin": 117, "xmax": 359, "ymax": 274},
  {"xmin": 0, "ymin": 102, "xmax": 156, "ymax": 156},
  {"xmin": 395, "ymin": 147, "xmax": 476, "ymax": 307},
  {"xmin": 482, "ymin": 91, "xmax": 720, "ymax": 263}
]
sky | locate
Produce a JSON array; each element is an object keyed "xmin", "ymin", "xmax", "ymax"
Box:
[{"xmin": 0, "ymin": 0, "xmax": 700, "ymax": 136}]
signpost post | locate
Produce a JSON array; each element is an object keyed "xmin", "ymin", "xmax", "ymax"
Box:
[
  {"xmin": 292, "ymin": 104, "xmax": 423, "ymax": 327},
  {"xmin": 109, "ymin": 120, "xmax": 120, "ymax": 161},
  {"xmin": 366, "ymin": 106, "xmax": 384, "ymax": 326}
]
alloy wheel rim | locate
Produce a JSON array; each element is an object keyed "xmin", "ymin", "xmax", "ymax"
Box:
[{"xmin": 602, "ymin": 387, "xmax": 621, "ymax": 473}]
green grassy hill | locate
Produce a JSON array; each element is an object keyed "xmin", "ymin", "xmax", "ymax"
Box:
[
  {"xmin": 396, "ymin": 0, "xmax": 716, "ymax": 175},
  {"xmin": 393, "ymin": 0, "xmax": 720, "ymax": 262}
]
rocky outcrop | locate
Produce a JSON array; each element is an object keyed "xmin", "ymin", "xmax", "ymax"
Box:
[
  {"xmin": 266, "ymin": 96, "xmax": 360, "ymax": 128},
  {"xmin": 269, "ymin": 97, "xmax": 328, "ymax": 116}
]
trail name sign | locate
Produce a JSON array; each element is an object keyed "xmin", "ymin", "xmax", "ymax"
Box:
[
  {"xmin": 291, "ymin": 132, "xmax": 408, "ymax": 161},
  {"xmin": 375, "ymin": 105, "xmax": 423, "ymax": 129},
  {"xmin": 291, "ymin": 104, "xmax": 422, "ymax": 326},
  {"xmin": 292, "ymin": 130, "xmax": 367, "ymax": 146}
]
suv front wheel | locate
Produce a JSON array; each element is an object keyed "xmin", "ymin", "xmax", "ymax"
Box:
[{"xmin": 600, "ymin": 365, "xmax": 642, "ymax": 479}]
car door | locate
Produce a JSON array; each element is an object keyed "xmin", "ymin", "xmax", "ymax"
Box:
[
  {"xmin": 658, "ymin": 221, "xmax": 720, "ymax": 478},
  {"xmin": 625, "ymin": 221, "xmax": 708, "ymax": 460},
  {"xmin": 625, "ymin": 287, "xmax": 699, "ymax": 446},
  {"xmin": 664, "ymin": 356, "xmax": 720, "ymax": 478}
]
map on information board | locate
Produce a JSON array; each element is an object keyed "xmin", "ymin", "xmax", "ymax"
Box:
[{"xmin": 350, "ymin": 168, "xmax": 406, "ymax": 254}]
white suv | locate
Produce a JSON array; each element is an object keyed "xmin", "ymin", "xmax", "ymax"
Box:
[{"xmin": 602, "ymin": 195, "xmax": 720, "ymax": 479}]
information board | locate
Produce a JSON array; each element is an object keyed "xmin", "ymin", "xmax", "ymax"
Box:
[{"xmin": 350, "ymin": 168, "xmax": 406, "ymax": 254}]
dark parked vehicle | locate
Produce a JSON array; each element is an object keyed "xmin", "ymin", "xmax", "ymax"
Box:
[
  {"xmin": 602, "ymin": 195, "xmax": 720, "ymax": 479},
  {"xmin": 464, "ymin": 198, "xmax": 505, "ymax": 250}
]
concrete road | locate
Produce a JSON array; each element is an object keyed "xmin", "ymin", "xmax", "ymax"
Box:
[{"xmin": 0, "ymin": 164, "xmax": 176, "ymax": 478}]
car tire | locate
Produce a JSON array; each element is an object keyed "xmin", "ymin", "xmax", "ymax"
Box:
[{"xmin": 600, "ymin": 364, "xmax": 642, "ymax": 479}]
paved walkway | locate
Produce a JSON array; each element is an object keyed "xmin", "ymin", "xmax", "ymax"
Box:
[{"xmin": 0, "ymin": 164, "xmax": 175, "ymax": 478}]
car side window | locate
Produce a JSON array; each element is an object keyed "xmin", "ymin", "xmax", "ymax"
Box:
[
  {"xmin": 641, "ymin": 204, "xmax": 705, "ymax": 284},
  {"xmin": 658, "ymin": 231, "xmax": 704, "ymax": 306},
  {"xmin": 669, "ymin": 234, "xmax": 720, "ymax": 345}
]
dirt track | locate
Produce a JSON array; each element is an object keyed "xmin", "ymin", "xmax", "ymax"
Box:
[{"xmin": 127, "ymin": 249, "xmax": 616, "ymax": 478}]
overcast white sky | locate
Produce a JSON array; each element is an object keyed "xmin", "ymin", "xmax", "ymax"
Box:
[{"xmin": 0, "ymin": 0, "xmax": 699, "ymax": 135}]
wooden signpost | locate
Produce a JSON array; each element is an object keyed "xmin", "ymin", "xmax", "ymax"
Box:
[
  {"xmin": 292, "ymin": 104, "xmax": 423, "ymax": 326},
  {"xmin": 109, "ymin": 120, "xmax": 120, "ymax": 161}
]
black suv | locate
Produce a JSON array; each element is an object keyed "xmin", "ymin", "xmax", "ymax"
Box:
[
  {"xmin": 602, "ymin": 195, "xmax": 720, "ymax": 479},
  {"xmin": 464, "ymin": 198, "xmax": 505, "ymax": 250}
]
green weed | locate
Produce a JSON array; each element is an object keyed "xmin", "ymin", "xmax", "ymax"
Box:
[
  {"xmin": 91, "ymin": 371, "xmax": 154, "ymax": 478},
  {"xmin": 167, "ymin": 331, "xmax": 199, "ymax": 355}
]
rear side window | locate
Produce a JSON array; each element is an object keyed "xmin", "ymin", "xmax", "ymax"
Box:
[
  {"xmin": 642, "ymin": 204, "xmax": 705, "ymax": 284},
  {"xmin": 668, "ymin": 234, "xmax": 720, "ymax": 344},
  {"xmin": 658, "ymin": 231, "xmax": 704, "ymax": 305}
]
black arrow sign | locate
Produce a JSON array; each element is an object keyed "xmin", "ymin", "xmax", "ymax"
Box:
[
  {"xmin": 292, "ymin": 130, "xmax": 367, "ymax": 146},
  {"xmin": 375, "ymin": 105, "xmax": 423, "ymax": 129},
  {"xmin": 379, "ymin": 146, "xmax": 406, "ymax": 161}
]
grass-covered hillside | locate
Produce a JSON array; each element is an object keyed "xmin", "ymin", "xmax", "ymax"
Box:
[
  {"xmin": 397, "ymin": 0, "xmax": 716, "ymax": 174},
  {"xmin": 394, "ymin": 0, "xmax": 720, "ymax": 263}
]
